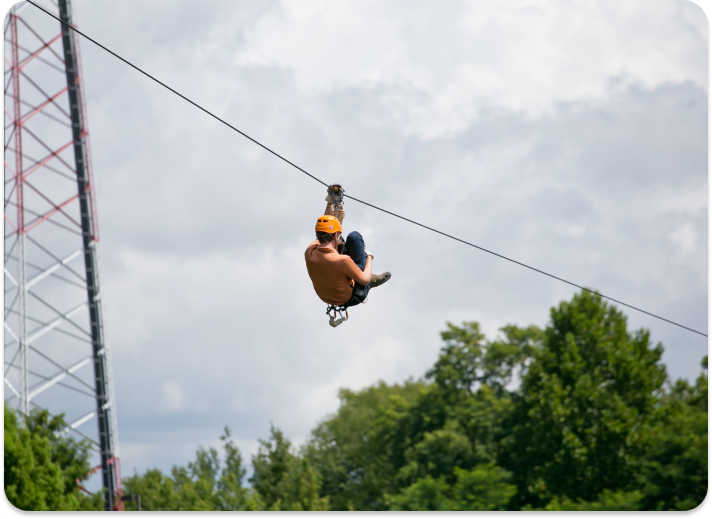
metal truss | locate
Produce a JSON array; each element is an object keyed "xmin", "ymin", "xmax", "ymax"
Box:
[{"xmin": 4, "ymin": 0, "xmax": 122, "ymax": 510}]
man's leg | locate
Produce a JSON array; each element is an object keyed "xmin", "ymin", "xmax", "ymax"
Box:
[
  {"xmin": 345, "ymin": 231, "xmax": 391, "ymax": 290},
  {"xmin": 344, "ymin": 231, "xmax": 367, "ymax": 270},
  {"xmin": 343, "ymin": 231, "xmax": 369, "ymax": 307}
]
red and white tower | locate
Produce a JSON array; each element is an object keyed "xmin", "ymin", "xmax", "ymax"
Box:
[{"xmin": 4, "ymin": 0, "xmax": 121, "ymax": 509}]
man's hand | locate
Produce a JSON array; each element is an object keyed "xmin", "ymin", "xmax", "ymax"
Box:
[
  {"xmin": 324, "ymin": 184, "xmax": 345, "ymax": 224},
  {"xmin": 364, "ymin": 248, "xmax": 374, "ymax": 260}
]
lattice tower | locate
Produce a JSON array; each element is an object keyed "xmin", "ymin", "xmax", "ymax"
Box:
[{"xmin": 4, "ymin": 0, "xmax": 121, "ymax": 510}]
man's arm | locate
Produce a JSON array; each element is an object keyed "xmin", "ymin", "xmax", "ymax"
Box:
[
  {"xmin": 342, "ymin": 254, "xmax": 373, "ymax": 286},
  {"xmin": 324, "ymin": 201, "xmax": 337, "ymax": 218},
  {"xmin": 354, "ymin": 256, "xmax": 372, "ymax": 286},
  {"xmin": 324, "ymin": 201, "xmax": 344, "ymax": 225}
]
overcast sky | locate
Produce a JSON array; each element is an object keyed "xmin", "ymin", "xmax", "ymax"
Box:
[{"xmin": 5, "ymin": 0, "xmax": 709, "ymax": 484}]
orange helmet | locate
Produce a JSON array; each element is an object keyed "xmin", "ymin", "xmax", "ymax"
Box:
[{"xmin": 315, "ymin": 215, "xmax": 342, "ymax": 234}]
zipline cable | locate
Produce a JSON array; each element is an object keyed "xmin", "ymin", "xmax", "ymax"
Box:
[
  {"xmin": 345, "ymin": 193, "xmax": 707, "ymax": 337},
  {"xmin": 27, "ymin": 0, "xmax": 707, "ymax": 339},
  {"xmin": 25, "ymin": 0, "xmax": 328, "ymax": 189}
]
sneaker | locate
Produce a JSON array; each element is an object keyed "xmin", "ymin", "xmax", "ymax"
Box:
[{"xmin": 370, "ymin": 272, "xmax": 391, "ymax": 288}]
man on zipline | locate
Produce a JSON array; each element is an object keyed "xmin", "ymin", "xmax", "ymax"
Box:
[{"xmin": 305, "ymin": 184, "xmax": 391, "ymax": 317}]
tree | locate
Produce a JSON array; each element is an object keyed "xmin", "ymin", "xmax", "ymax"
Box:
[
  {"xmin": 305, "ymin": 380, "xmax": 425, "ymax": 510},
  {"xmin": 4, "ymin": 405, "xmax": 101, "ymax": 511},
  {"xmin": 636, "ymin": 356, "xmax": 708, "ymax": 510},
  {"xmin": 385, "ymin": 475, "xmax": 450, "ymax": 511},
  {"xmin": 216, "ymin": 427, "xmax": 260, "ymax": 510},
  {"xmin": 525, "ymin": 489, "xmax": 644, "ymax": 511},
  {"xmin": 122, "ymin": 427, "xmax": 262, "ymax": 511},
  {"xmin": 421, "ymin": 323, "xmax": 541, "ymax": 475},
  {"xmin": 250, "ymin": 426, "xmax": 328, "ymax": 511},
  {"xmin": 381, "ymin": 324, "xmax": 533, "ymax": 510},
  {"xmin": 426, "ymin": 322, "xmax": 542, "ymax": 397},
  {"xmin": 304, "ymin": 325, "xmax": 535, "ymax": 511},
  {"xmin": 386, "ymin": 464, "xmax": 516, "ymax": 511},
  {"xmin": 121, "ymin": 469, "xmax": 180, "ymax": 511},
  {"xmin": 447, "ymin": 464, "xmax": 517, "ymax": 510},
  {"xmin": 502, "ymin": 290, "xmax": 668, "ymax": 508}
]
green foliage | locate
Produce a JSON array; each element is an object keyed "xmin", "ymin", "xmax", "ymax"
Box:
[
  {"xmin": 386, "ymin": 464, "xmax": 516, "ymax": 511},
  {"xmin": 525, "ymin": 489, "xmax": 644, "ymax": 511},
  {"xmin": 427, "ymin": 322, "xmax": 542, "ymax": 397},
  {"xmin": 448, "ymin": 464, "xmax": 517, "ymax": 510},
  {"xmin": 305, "ymin": 380, "xmax": 425, "ymax": 510},
  {"xmin": 427, "ymin": 321, "xmax": 488, "ymax": 394},
  {"xmin": 217, "ymin": 427, "xmax": 259, "ymax": 510},
  {"xmin": 123, "ymin": 425, "xmax": 327, "ymax": 511},
  {"xmin": 636, "ymin": 356, "xmax": 708, "ymax": 510},
  {"xmin": 386, "ymin": 474, "xmax": 450, "ymax": 511},
  {"xmin": 4, "ymin": 405, "xmax": 101, "ymax": 511},
  {"xmin": 40, "ymin": 290, "xmax": 705, "ymax": 512},
  {"xmin": 122, "ymin": 427, "xmax": 262, "ymax": 511},
  {"xmin": 301, "ymin": 295, "xmax": 705, "ymax": 511},
  {"xmin": 502, "ymin": 290, "xmax": 669, "ymax": 508},
  {"xmin": 304, "ymin": 324, "xmax": 534, "ymax": 510},
  {"xmin": 249, "ymin": 426, "xmax": 328, "ymax": 511},
  {"xmin": 121, "ymin": 469, "xmax": 179, "ymax": 511}
]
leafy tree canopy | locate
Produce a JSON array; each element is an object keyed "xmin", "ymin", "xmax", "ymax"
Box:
[
  {"xmin": 4, "ymin": 405, "xmax": 101, "ymax": 511},
  {"xmin": 502, "ymin": 291, "xmax": 670, "ymax": 507},
  {"xmin": 122, "ymin": 427, "xmax": 262, "ymax": 511},
  {"xmin": 24, "ymin": 290, "xmax": 705, "ymax": 511}
]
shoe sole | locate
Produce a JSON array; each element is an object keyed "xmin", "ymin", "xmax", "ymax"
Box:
[{"xmin": 370, "ymin": 272, "xmax": 391, "ymax": 288}]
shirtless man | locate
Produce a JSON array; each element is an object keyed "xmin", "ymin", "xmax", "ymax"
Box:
[{"xmin": 304, "ymin": 185, "xmax": 391, "ymax": 310}]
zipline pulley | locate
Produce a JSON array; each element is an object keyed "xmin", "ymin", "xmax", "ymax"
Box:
[{"xmin": 327, "ymin": 183, "xmax": 345, "ymax": 223}]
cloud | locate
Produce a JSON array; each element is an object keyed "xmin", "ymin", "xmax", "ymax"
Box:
[
  {"xmin": 159, "ymin": 381, "xmax": 186, "ymax": 412},
  {"xmin": 236, "ymin": 0, "xmax": 707, "ymax": 137}
]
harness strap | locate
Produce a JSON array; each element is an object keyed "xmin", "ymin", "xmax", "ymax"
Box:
[{"xmin": 326, "ymin": 304, "xmax": 349, "ymax": 327}]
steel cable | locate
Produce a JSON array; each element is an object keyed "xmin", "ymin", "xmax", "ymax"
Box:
[{"xmin": 27, "ymin": 0, "xmax": 707, "ymax": 338}]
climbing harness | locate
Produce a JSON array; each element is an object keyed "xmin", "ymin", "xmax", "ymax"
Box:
[
  {"xmin": 326, "ymin": 305, "xmax": 349, "ymax": 328},
  {"xmin": 352, "ymin": 283, "xmax": 369, "ymax": 305},
  {"xmin": 324, "ymin": 279, "xmax": 368, "ymax": 328}
]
